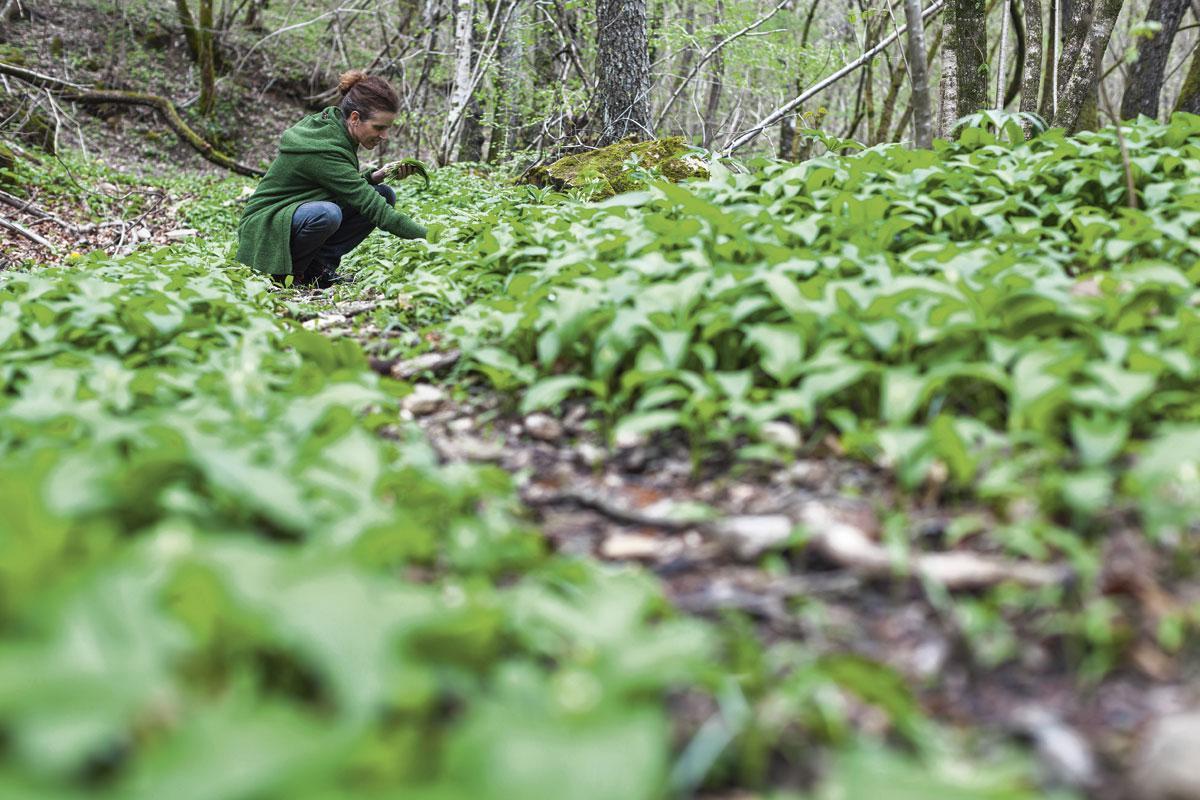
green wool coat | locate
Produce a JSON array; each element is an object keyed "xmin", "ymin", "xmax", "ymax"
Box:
[{"xmin": 236, "ymin": 106, "xmax": 426, "ymax": 276}]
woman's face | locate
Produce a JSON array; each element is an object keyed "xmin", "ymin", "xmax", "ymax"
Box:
[{"xmin": 347, "ymin": 110, "xmax": 396, "ymax": 150}]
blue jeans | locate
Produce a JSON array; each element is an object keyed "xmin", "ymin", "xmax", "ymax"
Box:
[{"xmin": 289, "ymin": 183, "xmax": 396, "ymax": 283}]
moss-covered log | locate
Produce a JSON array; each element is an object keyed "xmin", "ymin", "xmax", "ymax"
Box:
[{"xmin": 522, "ymin": 137, "xmax": 708, "ymax": 198}]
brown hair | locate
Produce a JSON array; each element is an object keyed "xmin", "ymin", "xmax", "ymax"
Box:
[{"xmin": 337, "ymin": 70, "xmax": 399, "ymax": 120}]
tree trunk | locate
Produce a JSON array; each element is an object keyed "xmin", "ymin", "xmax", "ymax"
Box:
[
  {"xmin": 491, "ymin": 0, "xmax": 526, "ymax": 159},
  {"xmin": 1053, "ymin": 0, "xmax": 1124, "ymax": 131},
  {"xmin": 939, "ymin": 11, "xmax": 961, "ymax": 135},
  {"xmin": 174, "ymin": 0, "xmax": 202, "ymax": 61},
  {"xmin": 996, "ymin": 0, "xmax": 1011, "ymax": 107},
  {"xmin": 1039, "ymin": 0, "xmax": 1059, "ymax": 117},
  {"xmin": 701, "ymin": 2, "xmax": 726, "ymax": 148},
  {"xmin": 197, "ymin": 0, "xmax": 216, "ymax": 116},
  {"xmin": 458, "ymin": 97, "xmax": 486, "ymax": 161},
  {"xmin": 952, "ymin": 0, "xmax": 989, "ymax": 117},
  {"xmin": 905, "ymin": 0, "xmax": 934, "ymax": 147},
  {"xmin": 779, "ymin": 115, "xmax": 796, "ymax": 159},
  {"xmin": 1020, "ymin": 0, "xmax": 1043, "ymax": 114},
  {"xmin": 595, "ymin": 0, "xmax": 651, "ymax": 144},
  {"xmin": 1175, "ymin": 41, "xmax": 1200, "ymax": 113},
  {"xmin": 442, "ymin": 0, "xmax": 476, "ymax": 162},
  {"xmin": 1120, "ymin": 0, "xmax": 1189, "ymax": 119}
]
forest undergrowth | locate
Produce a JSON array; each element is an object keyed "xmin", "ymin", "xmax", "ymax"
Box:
[{"xmin": 2, "ymin": 115, "xmax": 1200, "ymax": 799}]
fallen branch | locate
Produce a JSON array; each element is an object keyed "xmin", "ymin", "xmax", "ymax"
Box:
[
  {"xmin": 720, "ymin": 0, "xmax": 946, "ymax": 155},
  {"xmin": 0, "ymin": 214, "xmax": 57, "ymax": 250},
  {"xmin": 368, "ymin": 348, "xmax": 462, "ymax": 380},
  {"xmin": 525, "ymin": 482, "xmax": 1068, "ymax": 591},
  {"xmin": 0, "ymin": 62, "xmax": 264, "ymax": 178}
]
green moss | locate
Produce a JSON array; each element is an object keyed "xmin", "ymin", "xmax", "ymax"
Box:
[
  {"xmin": 0, "ymin": 141, "xmax": 14, "ymax": 188},
  {"xmin": 524, "ymin": 136, "xmax": 709, "ymax": 198}
]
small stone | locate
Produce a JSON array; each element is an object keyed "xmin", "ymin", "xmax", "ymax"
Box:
[
  {"xmin": 760, "ymin": 420, "xmax": 802, "ymax": 450},
  {"xmin": 134, "ymin": 227, "xmax": 152, "ymax": 241},
  {"xmin": 1134, "ymin": 711, "xmax": 1200, "ymax": 800},
  {"xmin": 710, "ymin": 514, "xmax": 795, "ymax": 560},
  {"xmin": 614, "ymin": 428, "xmax": 647, "ymax": 450},
  {"xmin": 524, "ymin": 412, "xmax": 563, "ymax": 441},
  {"xmin": 165, "ymin": 228, "xmax": 199, "ymax": 240},
  {"xmin": 575, "ymin": 442, "xmax": 607, "ymax": 467},
  {"xmin": 401, "ymin": 384, "xmax": 446, "ymax": 416},
  {"xmin": 447, "ymin": 417, "xmax": 474, "ymax": 434}
]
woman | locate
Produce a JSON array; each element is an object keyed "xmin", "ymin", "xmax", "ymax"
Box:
[{"xmin": 236, "ymin": 70, "xmax": 426, "ymax": 287}]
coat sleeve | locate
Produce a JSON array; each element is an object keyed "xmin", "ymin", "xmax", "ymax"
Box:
[{"xmin": 303, "ymin": 152, "xmax": 426, "ymax": 240}]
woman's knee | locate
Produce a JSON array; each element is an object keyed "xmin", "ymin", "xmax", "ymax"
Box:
[
  {"xmin": 374, "ymin": 184, "xmax": 396, "ymax": 206},
  {"xmin": 295, "ymin": 201, "xmax": 342, "ymax": 234}
]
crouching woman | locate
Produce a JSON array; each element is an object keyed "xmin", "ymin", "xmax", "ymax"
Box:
[{"xmin": 236, "ymin": 70, "xmax": 426, "ymax": 287}]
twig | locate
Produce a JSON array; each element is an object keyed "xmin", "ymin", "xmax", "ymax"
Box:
[
  {"xmin": 721, "ymin": 0, "xmax": 947, "ymax": 155},
  {"xmin": 653, "ymin": 0, "xmax": 790, "ymax": 130}
]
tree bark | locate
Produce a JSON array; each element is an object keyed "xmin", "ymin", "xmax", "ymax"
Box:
[
  {"xmin": 595, "ymin": 0, "xmax": 652, "ymax": 144},
  {"xmin": 951, "ymin": 0, "xmax": 989, "ymax": 117},
  {"xmin": 1053, "ymin": 0, "xmax": 1125, "ymax": 131},
  {"xmin": 1020, "ymin": 0, "xmax": 1043, "ymax": 114},
  {"xmin": 197, "ymin": 0, "xmax": 216, "ymax": 116},
  {"xmin": 1120, "ymin": 0, "xmax": 1189, "ymax": 119},
  {"xmin": 442, "ymin": 0, "xmax": 476, "ymax": 163},
  {"xmin": 905, "ymin": 0, "xmax": 935, "ymax": 147},
  {"xmin": 939, "ymin": 11, "xmax": 961, "ymax": 136},
  {"xmin": 0, "ymin": 62, "xmax": 263, "ymax": 177},
  {"xmin": 174, "ymin": 0, "xmax": 202, "ymax": 61},
  {"xmin": 996, "ymin": 0, "xmax": 1011, "ymax": 107},
  {"xmin": 1175, "ymin": 41, "xmax": 1200, "ymax": 113}
]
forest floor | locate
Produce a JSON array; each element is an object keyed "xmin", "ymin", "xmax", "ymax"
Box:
[
  {"xmin": 4, "ymin": 140, "xmax": 1200, "ymax": 800},
  {"xmin": 4, "ymin": 7, "xmax": 1200, "ymax": 799}
]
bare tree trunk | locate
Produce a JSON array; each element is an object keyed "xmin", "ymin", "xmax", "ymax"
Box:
[
  {"xmin": 491, "ymin": 0, "xmax": 525, "ymax": 159},
  {"xmin": 906, "ymin": 0, "xmax": 934, "ymax": 146},
  {"xmin": 458, "ymin": 97, "xmax": 486, "ymax": 161},
  {"xmin": 595, "ymin": 0, "xmax": 652, "ymax": 144},
  {"xmin": 995, "ymin": 0, "xmax": 1011, "ymax": 107},
  {"xmin": 939, "ymin": 10, "xmax": 961, "ymax": 134},
  {"xmin": 1021, "ymin": 0, "xmax": 1043, "ymax": 114},
  {"xmin": 442, "ymin": 0, "xmax": 476, "ymax": 162},
  {"xmin": 952, "ymin": 0, "xmax": 989, "ymax": 117},
  {"xmin": 175, "ymin": 0, "xmax": 202, "ymax": 61},
  {"xmin": 1175, "ymin": 40, "xmax": 1200, "ymax": 113},
  {"xmin": 779, "ymin": 115, "xmax": 796, "ymax": 158},
  {"xmin": 1120, "ymin": 0, "xmax": 1189, "ymax": 119},
  {"xmin": 197, "ymin": 0, "xmax": 217, "ymax": 116},
  {"xmin": 1039, "ymin": 0, "xmax": 1059, "ymax": 117},
  {"xmin": 701, "ymin": 0, "xmax": 725, "ymax": 148},
  {"xmin": 1053, "ymin": 0, "xmax": 1124, "ymax": 131}
]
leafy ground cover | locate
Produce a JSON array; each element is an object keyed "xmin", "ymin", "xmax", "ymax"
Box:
[
  {"xmin": 0, "ymin": 182, "xmax": 1061, "ymax": 797},
  {"xmin": 5, "ymin": 115, "xmax": 1200, "ymax": 799}
]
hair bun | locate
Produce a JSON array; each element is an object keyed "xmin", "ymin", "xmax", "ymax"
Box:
[{"xmin": 337, "ymin": 69, "xmax": 366, "ymax": 95}]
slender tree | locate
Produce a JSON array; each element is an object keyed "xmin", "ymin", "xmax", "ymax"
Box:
[
  {"xmin": 1120, "ymin": 0, "xmax": 1189, "ymax": 119},
  {"xmin": 905, "ymin": 0, "xmax": 934, "ymax": 146},
  {"xmin": 595, "ymin": 0, "xmax": 652, "ymax": 144},
  {"xmin": 1020, "ymin": 0, "xmax": 1043, "ymax": 115}
]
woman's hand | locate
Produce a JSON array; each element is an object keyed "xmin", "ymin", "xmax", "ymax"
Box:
[{"xmin": 371, "ymin": 161, "xmax": 422, "ymax": 184}]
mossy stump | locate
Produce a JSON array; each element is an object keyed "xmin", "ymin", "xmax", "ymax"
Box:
[{"xmin": 522, "ymin": 136, "xmax": 708, "ymax": 198}]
